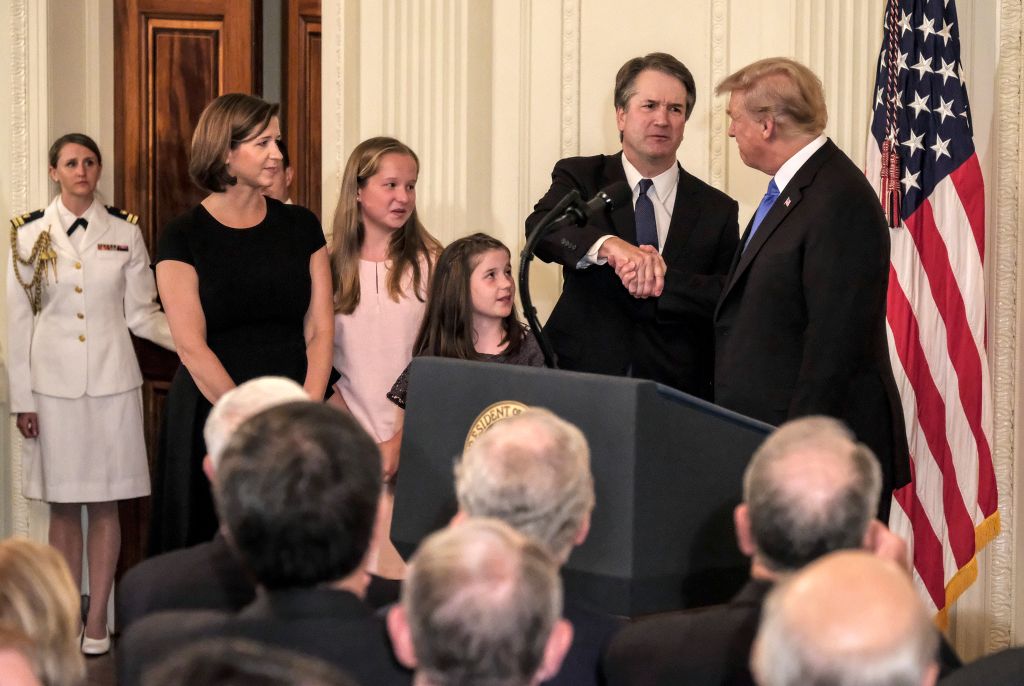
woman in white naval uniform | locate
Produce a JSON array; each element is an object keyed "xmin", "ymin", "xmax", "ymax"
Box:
[{"xmin": 6, "ymin": 133, "xmax": 175, "ymax": 655}]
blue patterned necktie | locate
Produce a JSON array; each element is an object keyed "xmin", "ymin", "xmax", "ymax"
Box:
[
  {"xmin": 743, "ymin": 178, "xmax": 780, "ymax": 251},
  {"xmin": 635, "ymin": 178, "xmax": 658, "ymax": 249}
]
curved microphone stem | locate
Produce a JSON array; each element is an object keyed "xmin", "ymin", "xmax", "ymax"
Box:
[{"xmin": 518, "ymin": 190, "xmax": 583, "ymax": 369}]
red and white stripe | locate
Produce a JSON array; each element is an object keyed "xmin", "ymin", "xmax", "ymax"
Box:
[{"xmin": 865, "ymin": 144, "xmax": 998, "ymax": 621}]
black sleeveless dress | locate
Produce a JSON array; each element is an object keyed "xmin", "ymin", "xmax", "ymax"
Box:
[{"xmin": 148, "ymin": 198, "xmax": 325, "ymax": 554}]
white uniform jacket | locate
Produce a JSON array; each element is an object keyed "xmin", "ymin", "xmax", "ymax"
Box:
[{"xmin": 7, "ymin": 198, "xmax": 175, "ymax": 413}]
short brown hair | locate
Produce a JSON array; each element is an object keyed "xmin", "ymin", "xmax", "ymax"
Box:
[
  {"xmin": 614, "ymin": 53, "xmax": 696, "ymax": 118},
  {"xmin": 715, "ymin": 57, "xmax": 827, "ymax": 138},
  {"xmin": 189, "ymin": 93, "xmax": 279, "ymax": 193}
]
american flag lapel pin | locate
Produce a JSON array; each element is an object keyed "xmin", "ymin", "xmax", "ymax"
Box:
[{"xmin": 784, "ymin": 197, "xmax": 791, "ymax": 207}]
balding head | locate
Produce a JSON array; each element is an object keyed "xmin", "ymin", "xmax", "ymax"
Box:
[
  {"xmin": 204, "ymin": 377, "xmax": 309, "ymax": 470},
  {"xmin": 455, "ymin": 408, "xmax": 594, "ymax": 563},
  {"xmin": 752, "ymin": 551, "xmax": 937, "ymax": 686},
  {"xmin": 387, "ymin": 519, "xmax": 573, "ymax": 686},
  {"xmin": 738, "ymin": 417, "xmax": 881, "ymax": 573}
]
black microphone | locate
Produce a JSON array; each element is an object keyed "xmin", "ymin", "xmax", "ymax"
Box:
[{"xmin": 551, "ymin": 181, "xmax": 632, "ymax": 230}]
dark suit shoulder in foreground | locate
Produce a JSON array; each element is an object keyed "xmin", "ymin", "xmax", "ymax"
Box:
[
  {"xmin": 117, "ymin": 533, "xmax": 255, "ymax": 631},
  {"xmin": 603, "ymin": 579, "xmax": 770, "ymax": 686},
  {"xmin": 118, "ymin": 588, "xmax": 412, "ymax": 686}
]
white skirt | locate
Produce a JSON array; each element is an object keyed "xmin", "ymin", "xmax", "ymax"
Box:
[{"xmin": 21, "ymin": 389, "xmax": 151, "ymax": 503}]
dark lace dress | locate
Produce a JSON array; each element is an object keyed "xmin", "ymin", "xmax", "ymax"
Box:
[{"xmin": 386, "ymin": 327, "xmax": 544, "ymax": 409}]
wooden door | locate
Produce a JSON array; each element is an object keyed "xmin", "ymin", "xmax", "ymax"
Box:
[
  {"xmin": 284, "ymin": 0, "xmax": 322, "ymax": 219},
  {"xmin": 114, "ymin": 0, "xmax": 258, "ymax": 575}
]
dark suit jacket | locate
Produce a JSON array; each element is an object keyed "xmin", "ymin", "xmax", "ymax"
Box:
[
  {"xmin": 939, "ymin": 646, "xmax": 1020, "ymax": 685},
  {"xmin": 118, "ymin": 587, "xmax": 412, "ymax": 686},
  {"xmin": 604, "ymin": 578, "xmax": 771, "ymax": 686},
  {"xmin": 713, "ymin": 140, "xmax": 911, "ymax": 502},
  {"xmin": 117, "ymin": 533, "xmax": 256, "ymax": 631},
  {"xmin": 544, "ymin": 599, "xmax": 625, "ymax": 686},
  {"xmin": 603, "ymin": 577, "xmax": 960, "ymax": 686},
  {"xmin": 526, "ymin": 153, "xmax": 738, "ymax": 398},
  {"xmin": 117, "ymin": 533, "xmax": 401, "ymax": 631}
]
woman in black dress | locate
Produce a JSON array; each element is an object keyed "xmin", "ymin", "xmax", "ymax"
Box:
[{"xmin": 149, "ymin": 94, "xmax": 333, "ymax": 554}]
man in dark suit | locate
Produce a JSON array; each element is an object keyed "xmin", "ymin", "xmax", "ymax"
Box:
[
  {"xmin": 603, "ymin": 417, "xmax": 955, "ymax": 686},
  {"xmin": 118, "ymin": 378, "xmax": 400, "ymax": 631},
  {"xmin": 452, "ymin": 408, "xmax": 623, "ymax": 686},
  {"xmin": 711, "ymin": 57, "xmax": 909, "ymax": 516},
  {"xmin": 117, "ymin": 377, "xmax": 307, "ymax": 629},
  {"xmin": 118, "ymin": 403, "xmax": 411, "ymax": 686},
  {"xmin": 526, "ymin": 52, "xmax": 738, "ymax": 398}
]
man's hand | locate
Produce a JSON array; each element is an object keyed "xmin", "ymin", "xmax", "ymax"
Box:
[{"xmin": 601, "ymin": 238, "xmax": 665, "ymax": 298}]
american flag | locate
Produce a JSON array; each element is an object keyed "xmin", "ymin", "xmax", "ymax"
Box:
[{"xmin": 865, "ymin": 0, "xmax": 998, "ymax": 624}]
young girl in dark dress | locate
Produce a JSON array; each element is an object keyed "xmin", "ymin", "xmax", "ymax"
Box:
[{"xmin": 387, "ymin": 233, "xmax": 544, "ymax": 409}]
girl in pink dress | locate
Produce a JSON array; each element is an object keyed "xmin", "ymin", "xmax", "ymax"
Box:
[{"xmin": 328, "ymin": 137, "xmax": 441, "ymax": 578}]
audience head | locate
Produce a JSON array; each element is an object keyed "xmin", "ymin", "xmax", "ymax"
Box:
[
  {"xmin": 716, "ymin": 58, "xmax": 826, "ymax": 174},
  {"xmin": 330, "ymin": 136, "xmax": 440, "ymax": 314},
  {"xmin": 144, "ymin": 638, "xmax": 358, "ymax": 686},
  {"xmin": 215, "ymin": 402, "xmax": 382, "ymax": 590},
  {"xmin": 0, "ymin": 538, "xmax": 84, "ymax": 686},
  {"xmin": 262, "ymin": 137, "xmax": 294, "ymax": 202},
  {"xmin": 190, "ymin": 93, "xmax": 280, "ymax": 193},
  {"xmin": 736, "ymin": 416, "xmax": 881, "ymax": 574},
  {"xmin": 0, "ymin": 629, "xmax": 43, "ymax": 686},
  {"xmin": 751, "ymin": 551, "xmax": 938, "ymax": 686},
  {"xmin": 203, "ymin": 376, "xmax": 309, "ymax": 472},
  {"xmin": 388, "ymin": 519, "xmax": 572, "ymax": 686},
  {"xmin": 456, "ymin": 408, "xmax": 594, "ymax": 563},
  {"xmin": 413, "ymin": 232, "xmax": 524, "ymax": 360}
]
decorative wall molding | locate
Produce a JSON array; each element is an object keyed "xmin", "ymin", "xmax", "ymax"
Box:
[
  {"xmin": 985, "ymin": 0, "xmax": 1022, "ymax": 653},
  {"xmin": 792, "ymin": 0, "xmax": 883, "ymax": 166},
  {"xmin": 708, "ymin": 0, "xmax": 728, "ymax": 191},
  {"xmin": 8, "ymin": 0, "xmax": 29, "ymax": 538},
  {"xmin": 559, "ymin": 0, "xmax": 580, "ymax": 158}
]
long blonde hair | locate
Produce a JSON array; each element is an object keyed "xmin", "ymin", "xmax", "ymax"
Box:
[
  {"xmin": 0, "ymin": 538, "xmax": 85, "ymax": 686},
  {"xmin": 330, "ymin": 137, "xmax": 441, "ymax": 314}
]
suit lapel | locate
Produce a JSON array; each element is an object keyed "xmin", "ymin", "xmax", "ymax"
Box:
[
  {"xmin": 718, "ymin": 141, "xmax": 836, "ymax": 308},
  {"xmin": 604, "ymin": 153, "xmax": 636, "ymax": 242},
  {"xmin": 661, "ymin": 164, "xmax": 700, "ymax": 264}
]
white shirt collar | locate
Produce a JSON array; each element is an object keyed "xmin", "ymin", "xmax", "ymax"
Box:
[
  {"xmin": 56, "ymin": 197, "xmax": 99, "ymax": 232},
  {"xmin": 621, "ymin": 154, "xmax": 679, "ymax": 202},
  {"xmin": 773, "ymin": 134, "xmax": 828, "ymax": 194}
]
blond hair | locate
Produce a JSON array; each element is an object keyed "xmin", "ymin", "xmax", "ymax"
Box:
[
  {"xmin": 330, "ymin": 137, "xmax": 441, "ymax": 314},
  {"xmin": 0, "ymin": 538, "xmax": 84, "ymax": 686},
  {"xmin": 716, "ymin": 57, "xmax": 827, "ymax": 138}
]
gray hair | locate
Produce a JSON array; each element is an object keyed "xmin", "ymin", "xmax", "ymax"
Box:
[
  {"xmin": 752, "ymin": 553, "xmax": 937, "ymax": 686},
  {"xmin": 743, "ymin": 416, "xmax": 881, "ymax": 572},
  {"xmin": 455, "ymin": 408, "xmax": 594, "ymax": 562},
  {"xmin": 403, "ymin": 519, "xmax": 562, "ymax": 686},
  {"xmin": 203, "ymin": 377, "xmax": 308, "ymax": 470}
]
